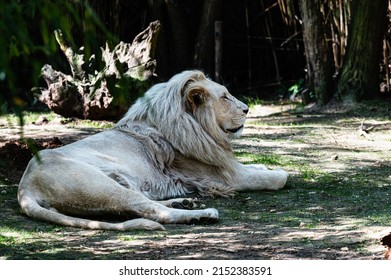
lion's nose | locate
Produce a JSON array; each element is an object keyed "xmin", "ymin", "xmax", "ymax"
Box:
[{"xmin": 243, "ymin": 108, "xmax": 249, "ymax": 114}]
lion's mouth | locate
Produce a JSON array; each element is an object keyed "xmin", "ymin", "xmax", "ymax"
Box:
[{"xmin": 225, "ymin": 125, "xmax": 244, "ymax": 134}]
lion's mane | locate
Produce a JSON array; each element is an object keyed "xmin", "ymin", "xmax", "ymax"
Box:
[{"xmin": 115, "ymin": 70, "xmax": 237, "ymax": 197}]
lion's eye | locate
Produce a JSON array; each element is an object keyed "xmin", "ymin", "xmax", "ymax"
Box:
[{"xmin": 222, "ymin": 95, "xmax": 229, "ymax": 100}]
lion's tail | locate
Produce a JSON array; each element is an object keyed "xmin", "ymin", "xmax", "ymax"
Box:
[{"xmin": 17, "ymin": 190, "xmax": 165, "ymax": 231}]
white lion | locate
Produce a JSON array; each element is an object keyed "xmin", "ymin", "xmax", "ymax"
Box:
[{"xmin": 18, "ymin": 70, "xmax": 288, "ymax": 231}]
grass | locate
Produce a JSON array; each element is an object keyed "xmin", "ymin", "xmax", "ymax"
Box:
[
  {"xmin": 67, "ymin": 119, "xmax": 114, "ymax": 129},
  {"xmin": 1, "ymin": 156, "xmax": 389, "ymax": 259},
  {"xmin": 0, "ymin": 111, "xmax": 115, "ymax": 129},
  {"xmin": 1, "ymin": 102, "xmax": 390, "ymax": 259},
  {"xmin": 229, "ymin": 148, "xmax": 391, "ymax": 232},
  {"xmin": 0, "ymin": 111, "xmax": 57, "ymax": 126},
  {"xmin": 235, "ymin": 151, "xmax": 285, "ymax": 166}
]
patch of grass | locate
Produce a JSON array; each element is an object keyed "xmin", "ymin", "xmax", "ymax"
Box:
[
  {"xmin": 67, "ymin": 119, "xmax": 114, "ymax": 129},
  {"xmin": 297, "ymin": 165, "xmax": 321, "ymax": 181},
  {"xmin": 0, "ymin": 234, "xmax": 16, "ymax": 244},
  {"xmin": 236, "ymin": 151, "xmax": 285, "ymax": 166},
  {"xmin": 118, "ymin": 235, "xmax": 139, "ymax": 241},
  {"xmin": 0, "ymin": 111, "xmax": 58, "ymax": 126},
  {"xmin": 242, "ymin": 96, "xmax": 264, "ymax": 109},
  {"xmin": 0, "ymin": 111, "xmax": 115, "ymax": 129}
]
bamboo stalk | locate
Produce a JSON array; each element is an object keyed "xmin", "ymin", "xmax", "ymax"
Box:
[
  {"xmin": 261, "ymin": 0, "xmax": 280, "ymax": 83},
  {"xmin": 215, "ymin": 21, "xmax": 223, "ymax": 84},
  {"xmin": 384, "ymin": 38, "xmax": 390, "ymax": 91},
  {"xmin": 245, "ymin": 0, "xmax": 252, "ymax": 89}
]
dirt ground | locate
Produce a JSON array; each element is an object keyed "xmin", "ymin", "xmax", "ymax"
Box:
[{"xmin": 1, "ymin": 101, "xmax": 391, "ymax": 260}]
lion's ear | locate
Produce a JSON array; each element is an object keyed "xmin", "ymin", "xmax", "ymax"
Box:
[{"xmin": 187, "ymin": 88, "xmax": 208, "ymax": 111}]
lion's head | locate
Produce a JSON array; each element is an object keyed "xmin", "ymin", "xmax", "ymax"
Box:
[
  {"xmin": 116, "ymin": 70, "xmax": 248, "ymax": 180},
  {"xmin": 184, "ymin": 74, "xmax": 248, "ymax": 138}
]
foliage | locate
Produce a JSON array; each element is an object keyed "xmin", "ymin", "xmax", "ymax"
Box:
[
  {"xmin": 241, "ymin": 96, "xmax": 264, "ymax": 109},
  {"xmin": 287, "ymin": 79, "xmax": 307, "ymax": 100},
  {"xmin": 1, "ymin": 0, "xmax": 389, "ymax": 121}
]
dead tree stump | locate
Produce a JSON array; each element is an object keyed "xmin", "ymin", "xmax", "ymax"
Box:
[{"xmin": 35, "ymin": 21, "xmax": 160, "ymax": 120}]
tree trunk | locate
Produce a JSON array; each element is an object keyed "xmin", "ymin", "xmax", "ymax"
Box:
[
  {"xmin": 35, "ymin": 21, "xmax": 160, "ymax": 120},
  {"xmin": 148, "ymin": 0, "xmax": 172, "ymax": 79},
  {"xmin": 193, "ymin": 0, "xmax": 223, "ymax": 76},
  {"xmin": 336, "ymin": 0, "xmax": 388, "ymax": 103},
  {"xmin": 298, "ymin": 0, "xmax": 333, "ymax": 105},
  {"xmin": 164, "ymin": 0, "xmax": 190, "ymax": 72}
]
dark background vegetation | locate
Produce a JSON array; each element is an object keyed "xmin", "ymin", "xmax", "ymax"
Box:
[{"xmin": 1, "ymin": 0, "xmax": 391, "ymax": 118}]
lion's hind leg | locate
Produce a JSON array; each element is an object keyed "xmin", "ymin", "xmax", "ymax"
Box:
[
  {"xmin": 19, "ymin": 157, "xmax": 219, "ymax": 230},
  {"xmin": 18, "ymin": 189, "xmax": 166, "ymax": 231}
]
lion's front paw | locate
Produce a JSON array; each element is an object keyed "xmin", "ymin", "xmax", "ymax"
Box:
[
  {"xmin": 275, "ymin": 168, "xmax": 289, "ymax": 188},
  {"xmin": 204, "ymin": 208, "xmax": 219, "ymax": 220},
  {"xmin": 276, "ymin": 168, "xmax": 289, "ymax": 178},
  {"xmin": 187, "ymin": 208, "xmax": 219, "ymax": 225}
]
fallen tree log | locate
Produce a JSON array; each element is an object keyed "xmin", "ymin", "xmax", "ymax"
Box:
[{"xmin": 34, "ymin": 21, "xmax": 160, "ymax": 120}]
